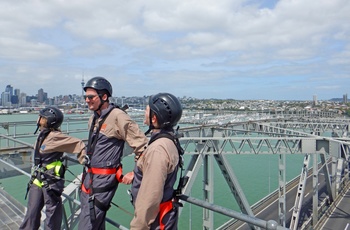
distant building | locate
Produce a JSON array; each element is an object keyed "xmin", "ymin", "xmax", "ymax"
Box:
[
  {"xmin": 343, "ymin": 94, "xmax": 348, "ymax": 104},
  {"xmin": 37, "ymin": 88, "xmax": 44, "ymax": 103},
  {"xmin": 14, "ymin": 88, "xmax": 20, "ymax": 96},
  {"xmin": 11, "ymin": 95, "xmax": 19, "ymax": 105},
  {"xmin": 19, "ymin": 92, "xmax": 27, "ymax": 106},
  {"xmin": 5, "ymin": 85, "xmax": 13, "ymax": 97},
  {"xmin": 10, "ymin": 88, "xmax": 20, "ymax": 106},
  {"xmin": 1, "ymin": 91, "xmax": 11, "ymax": 107},
  {"xmin": 313, "ymin": 95, "xmax": 318, "ymax": 106},
  {"xmin": 37, "ymin": 88, "xmax": 48, "ymax": 104},
  {"xmin": 30, "ymin": 98, "xmax": 37, "ymax": 107}
]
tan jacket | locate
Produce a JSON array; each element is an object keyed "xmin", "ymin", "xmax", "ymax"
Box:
[
  {"xmin": 130, "ymin": 135, "xmax": 179, "ymax": 229},
  {"xmin": 38, "ymin": 130, "xmax": 86, "ymax": 164}
]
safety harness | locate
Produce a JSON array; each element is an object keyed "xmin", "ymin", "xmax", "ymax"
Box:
[
  {"xmin": 81, "ymin": 105, "xmax": 126, "ymax": 222},
  {"xmin": 25, "ymin": 129, "xmax": 65, "ymax": 201},
  {"xmin": 146, "ymin": 127, "xmax": 188, "ymax": 230}
]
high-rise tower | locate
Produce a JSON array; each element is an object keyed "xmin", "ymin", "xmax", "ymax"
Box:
[
  {"xmin": 81, "ymin": 75, "xmax": 85, "ymax": 105},
  {"xmin": 81, "ymin": 75, "xmax": 85, "ymax": 93},
  {"xmin": 81, "ymin": 75, "xmax": 85, "ymax": 94}
]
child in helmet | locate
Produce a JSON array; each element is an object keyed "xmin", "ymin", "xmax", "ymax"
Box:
[{"xmin": 20, "ymin": 107, "xmax": 87, "ymax": 230}]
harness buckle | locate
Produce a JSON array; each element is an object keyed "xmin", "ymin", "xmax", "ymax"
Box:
[
  {"xmin": 88, "ymin": 194, "xmax": 95, "ymax": 202},
  {"xmin": 172, "ymin": 198, "xmax": 183, "ymax": 208},
  {"xmin": 31, "ymin": 165, "xmax": 40, "ymax": 174},
  {"xmin": 31, "ymin": 170, "xmax": 38, "ymax": 178}
]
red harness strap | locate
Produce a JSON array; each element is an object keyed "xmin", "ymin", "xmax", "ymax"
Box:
[
  {"xmin": 159, "ymin": 200, "xmax": 173, "ymax": 230},
  {"xmin": 82, "ymin": 165, "xmax": 123, "ymax": 194},
  {"xmin": 81, "ymin": 183, "xmax": 89, "ymax": 194}
]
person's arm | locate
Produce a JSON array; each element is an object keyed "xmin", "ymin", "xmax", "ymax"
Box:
[
  {"xmin": 42, "ymin": 131, "xmax": 87, "ymax": 164},
  {"xmin": 114, "ymin": 111, "xmax": 148, "ymax": 156}
]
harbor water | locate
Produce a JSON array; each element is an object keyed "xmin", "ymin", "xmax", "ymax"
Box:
[{"xmin": 0, "ymin": 112, "xmax": 305, "ymax": 229}]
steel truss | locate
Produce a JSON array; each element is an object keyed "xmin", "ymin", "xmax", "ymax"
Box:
[
  {"xmin": 178, "ymin": 120, "xmax": 350, "ymax": 229},
  {"xmin": 1, "ymin": 117, "xmax": 350, "ymax": 229}
]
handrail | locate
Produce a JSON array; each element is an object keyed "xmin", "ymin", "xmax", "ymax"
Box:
[
  {"xmin": 0, "ymin": 156, "xmax": 291, "ymax": 230},
  {"xmin": 179, "ymin": 194, "xmax": 288, "ymax": 230}
]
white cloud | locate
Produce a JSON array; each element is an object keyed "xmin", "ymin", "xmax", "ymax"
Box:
[
  {"xmin": 0, "ymin": 37, "xmax": 61, "ymax": 60},
  {"xmin": 0, "ymin": 0, "xmax": 349, "ymax": 100}
]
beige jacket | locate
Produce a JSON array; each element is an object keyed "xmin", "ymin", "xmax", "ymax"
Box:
[{"xmin": 130, "ymin": 136, "xmax": 179, "ymax": 229}]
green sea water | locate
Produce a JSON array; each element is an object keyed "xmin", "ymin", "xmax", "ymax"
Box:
[{"xmin": 0, "ymin": 113, "xmax": 305, "ymax": 229}]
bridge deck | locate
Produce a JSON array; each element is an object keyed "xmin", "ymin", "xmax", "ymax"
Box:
[{"xmin": 317, "ymin": 185, "xmax": 350, "ymax": 230}]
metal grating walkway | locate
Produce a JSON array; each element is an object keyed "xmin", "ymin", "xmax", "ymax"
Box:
[{"xmin": 0, "ymin": 188, "xmax": 25, "ymax": 230}]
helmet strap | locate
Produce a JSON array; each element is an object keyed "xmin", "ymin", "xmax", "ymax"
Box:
[
  {"xmin": 34, "ymin": 125, "xmax": 40, "ymax": 134},
  {"xmin": 145, "ymin": 111, "xmax": 155, "ymax": 135},
  {"xmin": 34, "ymin": 116, "xmax": 42, "ymax": 134},
  {"xmin": 144, "ymin": 127, "xmax": 151, "ymax": 136},
  {"xmin": 94, "ymin": 94, "xmax": 107, "ymax": 112}
]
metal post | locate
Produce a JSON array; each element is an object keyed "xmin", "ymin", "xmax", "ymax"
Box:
[
  {"xmin": 203, "ymin": 154, "xmax": 214, "ymax": 229},
  {"xmin": 278, "ymin": 153, "xmax": 286, "ymax": 227},
  {"xmin": 320, "ymin": 153, "xmax": 333, "ymax": 202},
  {"xmin": 312, "ymin": 153, "xmax": 319, "ymax": 227},
  {"xmin": 290, "ymin": 154, "xmax": 310, "ymax": 230},
  {"xmin": 213, "ymin": 153, "xmax": 258, "ymax": 230}
]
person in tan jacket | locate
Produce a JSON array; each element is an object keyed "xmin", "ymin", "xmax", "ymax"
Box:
[
  {"xmin": 123, "ymin": 92, "xmax": 183, "ymax": 230},
  {"xmin": 20, "ymin": 107, "xmax": 86, "ymax": 230}
]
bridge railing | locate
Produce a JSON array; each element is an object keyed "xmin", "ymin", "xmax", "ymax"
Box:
[
  {"xmin": 0, "ymin": 149, "xmax": 289, "ymax": 230},
  {"xmin": 1, "ymin": 114, "xmax": 350, "ymax": 229}
]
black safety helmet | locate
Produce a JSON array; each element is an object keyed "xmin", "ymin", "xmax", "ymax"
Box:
[
  {"xmin": 83, "ymin": 76, "xmax": 113, "ymax": 97},
  {"xmin": 39, "ymin": 107, "xmax": 64, "ymax": 129},
  {"xmin": 149, "ymin": 93, "xmax": 182, "ymax": 129}
]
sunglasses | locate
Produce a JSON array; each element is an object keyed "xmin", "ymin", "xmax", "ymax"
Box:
[{"xmin": 84, "ymin": 95, "xmax": 98, "ymax": 100}]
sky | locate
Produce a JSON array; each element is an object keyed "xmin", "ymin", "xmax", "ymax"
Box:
[{"xmin": 0, "ymin": 0, "xmax": 349, "ymax": 101}]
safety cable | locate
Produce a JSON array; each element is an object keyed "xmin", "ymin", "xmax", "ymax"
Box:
[{"xmin": 110, "ymin": 201, "xmax": 133, "ymax": 216}]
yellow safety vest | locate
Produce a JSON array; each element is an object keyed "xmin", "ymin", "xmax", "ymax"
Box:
[{"xmin": 32, "ymin": 161, "xmax": 63, "ymax": 188}]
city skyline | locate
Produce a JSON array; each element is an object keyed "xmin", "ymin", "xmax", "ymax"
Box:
[
  {"xmin": 0, "ymin": 1, "xmax": 349, "ymax": 100},
  {"xmin": 1, "ymin": 82, "xmax": 348, "ymax": 104}
]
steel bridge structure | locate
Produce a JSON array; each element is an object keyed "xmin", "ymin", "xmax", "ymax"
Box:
[{"xmin": 0, "ymin": 111, "xmax": 349, "ymax": 230}]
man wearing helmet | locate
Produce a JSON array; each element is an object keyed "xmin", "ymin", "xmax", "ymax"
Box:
[
  {"xmin": 20, "ymin": 107, "xmax": 87, "ymax": 230},
  {"xmin": 79, "ymin": 76, "xmax": 148, "ymax": 230},
  {"xmin": 123, "ymin": 92, "xmax": 183, "ymax": 230}
]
